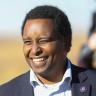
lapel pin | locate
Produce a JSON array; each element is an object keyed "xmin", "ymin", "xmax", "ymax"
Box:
[{"xmin": 80, "ymin": 86, "xmax": 87, "ymax": 93}]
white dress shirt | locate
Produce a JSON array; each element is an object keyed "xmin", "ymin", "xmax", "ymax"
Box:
[{"xmin": 30, "ymin": 60, "xmax": 72, "ymax": 96}]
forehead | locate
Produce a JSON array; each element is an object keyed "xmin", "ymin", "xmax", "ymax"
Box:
[
  {"xmin": 23, "ymin": 19, "xmax": 55, "ymax": 38},
  {"xmin": 24, "ymin": 19, "xmax": 54, "ymax": 30}
]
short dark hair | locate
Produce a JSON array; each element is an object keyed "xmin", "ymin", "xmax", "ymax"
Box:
[
  {"xmin": 89, "ymin": 11, "xmax": 96, "ymax": 37},
  {"xmin": 22, "ymin": 5, "xmax": 72, "ymax": 52}
]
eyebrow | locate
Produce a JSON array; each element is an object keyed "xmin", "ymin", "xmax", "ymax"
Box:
[{"xmin": 23, "ymin": 36, "xmax": 32, "ymax": 40}]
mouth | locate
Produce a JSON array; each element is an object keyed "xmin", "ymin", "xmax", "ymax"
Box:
[{"xmin": 31, "ymin": 56, "xmax": 48, "ymax": 67}]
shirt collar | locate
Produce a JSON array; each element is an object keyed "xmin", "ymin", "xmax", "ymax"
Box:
[
  {"xmin": 62, "ymin": 60, "xmax": 72, "ymax": 85},
  {"xmin": 30, "ymin": 69, "xmax": 42, "ymax": 87},
  {"xmin": 30, "ymin": 59, "xmax": 72, "ymax": 87}
]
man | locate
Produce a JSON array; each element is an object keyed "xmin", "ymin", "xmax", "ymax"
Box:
[
  {"xmin": 78, "ymin": 12, "xmax": 96, "ymax": 69},
  {"xmin": 0, "ymin": 5, "xmax": 96, "ymax": 96}
]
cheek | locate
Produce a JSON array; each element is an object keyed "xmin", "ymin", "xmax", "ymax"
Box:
[
  {"xmin": 42, "ymin": 42, "xmax": 64, "ymax": 56},
  {"xmin": 42, "ymin": 43, "xmax": 58, "ymax": 55},
  {"xmin": 23, "ymin": 45, "xmax": 31, "ymax": 57},
  {"xmin": 46, "ymin": 43, "xmax": 67, "ymax": 63}
]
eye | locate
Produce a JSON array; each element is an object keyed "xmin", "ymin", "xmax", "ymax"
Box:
[
  {"xmin": 39, "ymin": 39, "xmax": 50, "ymax": 44},
  {"xmin": 39, "ymin": 37, "xmax": 57, "ymax": 44},
  {"xmin": 24, "ymin": 40, "xmax": 32, "ymax": 45},
  {"xmin": 39, "ymin": 39, "xmax": 49, "ymax": 43}
]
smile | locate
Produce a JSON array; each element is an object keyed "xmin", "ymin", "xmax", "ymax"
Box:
[
  {"xmin": 33, "ymin": 58, "xmax": 45, "ymax": 62},
  {"xmin": 32, "ymin": 56, "xmax": 48, "ymax": 65}
]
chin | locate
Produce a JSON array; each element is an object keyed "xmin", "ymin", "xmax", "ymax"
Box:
[
  {"xmin": 29, "ymin": 62, "xmax": 48, "ymax": 74},
  {"xmin": 32, "ymin": 68, "xmax": 48, "ymax": 76}
]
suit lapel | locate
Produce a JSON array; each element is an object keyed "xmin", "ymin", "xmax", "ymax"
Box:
[
  {"xmin": 72, "ymin": 83, "xmax": 91, "ymax": 96},
  {"xmin": 71, "ymin": 64, "xmax": 91, "ymax": 96},
  {"xmin": 20, "ymin": 71, "xmax": 34, "ymax": 96},
  {"xmin": 20, "ymin": 82, "xmax": 34, "ymax": 96}
]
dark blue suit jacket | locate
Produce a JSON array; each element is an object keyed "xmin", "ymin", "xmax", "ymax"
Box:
[{"xmin": 0, "ymin": 64, "xmax": 96, "ymax": 96}]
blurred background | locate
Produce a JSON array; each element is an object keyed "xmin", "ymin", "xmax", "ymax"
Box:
[{"xmin": 0, "ymin": 0, "xmax": 96, "ymax": 85}]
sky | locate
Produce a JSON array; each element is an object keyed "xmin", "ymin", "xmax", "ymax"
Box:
[{"xmin": 0, "ymin": 0, "xmax": 96, "ymax": 37}]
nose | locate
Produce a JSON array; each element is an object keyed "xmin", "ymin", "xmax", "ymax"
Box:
[{"xmin": 29, "ymin": 43, "xmax": 42, "ymax": 56}]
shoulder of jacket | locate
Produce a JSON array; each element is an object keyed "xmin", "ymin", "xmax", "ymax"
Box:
[{"xmin": 0, "ymin": 71, "xmax": 30, "ymax": 89}]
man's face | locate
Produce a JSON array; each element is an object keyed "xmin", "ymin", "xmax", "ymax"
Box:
[{"xmin": 22, "ymin": 19, "xmax": 67, "ymax": 76}]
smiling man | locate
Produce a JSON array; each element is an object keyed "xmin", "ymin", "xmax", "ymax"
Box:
[
  {"xmin": 0, "ymin": 5, "xmax": 96, "ymax": 96},
  {"xmin": 23, "ymin": 18, "xmax": 67, "ymax": 84}
]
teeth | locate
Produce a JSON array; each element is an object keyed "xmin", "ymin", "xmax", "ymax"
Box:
[{"xmin": 33, "ymin": 58, "xmax": 44, "ymax": 62}]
